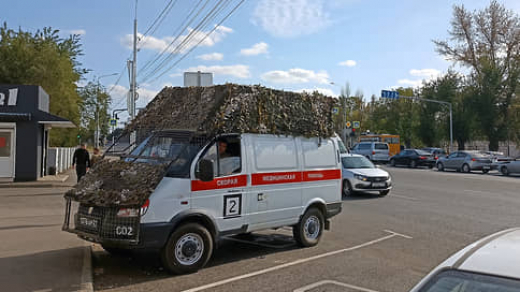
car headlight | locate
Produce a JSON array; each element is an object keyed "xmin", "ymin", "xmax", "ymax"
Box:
[{"xmin": 354, "ymin": 174, "xmax": 368, "ymax": 181}]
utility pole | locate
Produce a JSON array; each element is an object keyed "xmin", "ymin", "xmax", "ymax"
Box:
[{"xmin": 128, "ymin": 0, "xmax": 138, "ymax": 149}]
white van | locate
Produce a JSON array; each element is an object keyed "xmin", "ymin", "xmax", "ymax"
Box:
[{"xmin": 66, "ymin": 130, "xmax": 345, "ymax": 274}]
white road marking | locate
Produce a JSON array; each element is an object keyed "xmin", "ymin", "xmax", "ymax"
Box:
[
  {"xmin": 181, "ymin": 230, "xmax": 412, "ymax": 292},
  {"xmin": 464, "ymin": 189, "xmax": 488, "ymax": 194},
  {"xmin": 294, "ymin": 280, "xmax": 380, "ymax": 292}
]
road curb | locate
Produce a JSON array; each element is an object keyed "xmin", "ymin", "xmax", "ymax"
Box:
[{"xmin": 79, "ymin": 244, "xmax": 94, "ymax": 292}]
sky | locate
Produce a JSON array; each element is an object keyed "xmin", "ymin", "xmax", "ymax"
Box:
[{"xmin": 2, "ymin": 0, "xmax": 520, "ymax": 124}]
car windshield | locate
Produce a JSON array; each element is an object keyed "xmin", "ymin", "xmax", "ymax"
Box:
[
  {"xmin": 419, "ymin": 270, "xmax": 520, "ymax": 292},
  {"xmin": 128, "ymin": 132, "xmax": 207, "ymax": 177},
  {"xmin": 342, "ymin": 156, "xmax": 375, "ymax": 169}
]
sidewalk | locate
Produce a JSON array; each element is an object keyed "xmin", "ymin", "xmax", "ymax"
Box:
[
  {"xmin": 0, "ymin": 172, "xmax": 91, "ymax": 292},
  {"xmin": 0, "ymin": 169, "xmax": 76, "ymax": 188}
]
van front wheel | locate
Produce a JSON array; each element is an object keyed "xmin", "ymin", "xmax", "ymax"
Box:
[
  {"xmin": 161, "ymin": 223, "xmax": 213, "ymax": 274},
  {"xmin": 293, "ymin": 208, "xmax": 324, "ymax": 247}
]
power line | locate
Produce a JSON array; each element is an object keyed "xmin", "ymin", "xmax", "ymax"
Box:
[
  {"xmin": 138, "ymin": 0, "xmax": 179, "ymax": 49},
  {"xmin": 140, "ymin": 0, "xmax": 238, "ymax": 84},
  {"xmin": 145, "ymin": 0, "xmax": 244, "ymax": 84},
  {"xmin": 139, "ymin": 0, "xmax": 208, "ymax": 75},
  {"xmin": 139, "ymin": 0, "xmax": 229, "ymax": 82}
]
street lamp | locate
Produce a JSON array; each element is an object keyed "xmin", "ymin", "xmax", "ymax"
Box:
[{"xmin": 94, "ymin": 73, "xmax": 118, "ymax": 148}]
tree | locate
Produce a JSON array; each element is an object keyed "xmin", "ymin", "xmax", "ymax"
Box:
[
  {"xmin": 434, "ymin": 1, "xmax": 520, "ymax": 150},
  {"xmin": 0, "ymin": 23, "xmax": 87, "ymax": 146},
  {"xmin": 78, "ymin": 82, "xmax": 112, "ymax": 146}
]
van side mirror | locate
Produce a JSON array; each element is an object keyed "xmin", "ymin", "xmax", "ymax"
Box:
[{"xmin": 197, "ymin": 159, "xmax": 214, "ymax": 182}]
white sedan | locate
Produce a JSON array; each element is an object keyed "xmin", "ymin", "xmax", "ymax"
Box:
[
  {"xmin": 495, "ymin": 159, "xmax": 520, "ymax": 176},
  {"xmin": 341, "ymin": 154, "xmax": 392, "ymax": 197},
  {"xmin": 410, "ymin": 228, "xmax": 520, "ymax": 291}
]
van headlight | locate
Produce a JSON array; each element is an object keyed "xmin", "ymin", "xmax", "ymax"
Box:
[{"xmin": 354, "ymin": 174, "xmax": 368, "ymax": 181}]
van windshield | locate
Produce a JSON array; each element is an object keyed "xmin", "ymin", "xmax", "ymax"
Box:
[{"xmin": 128, "ymin": 132, "xmax": 207, "ymax": 178}]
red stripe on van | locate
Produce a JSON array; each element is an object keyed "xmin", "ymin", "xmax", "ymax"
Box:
[
  {"xmin": 251, "ymin": 172, "xmax": 302, "ymax": 185},
  {"xmin": 191, "ymin": 174, "xmax": 248, "ymax": 191},
  {"xmin": 303, "ymin": 169, "xmax": 341, "ymax": 182}
]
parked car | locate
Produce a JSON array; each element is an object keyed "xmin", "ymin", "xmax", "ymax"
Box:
[
  {"xmin": 436, "ymin": 150, "xmax": 492, "ymax": 173},
  {"xmin": 410, "ymin": 228, "xmax": 520, "ymax": 291},
  {"xmin": 341, "ymin": 154, "xmax": 392, "ymax": 197},
  {"xmin": 494, "ymin": 158, "xmax": 520, "ymax": 176},
  {"xmin": 389, "ymin": 149, "xmax": 436, "ymax": 168},
  {"xmin": 421, "ymin": 147, "xmax": 447, "ymax": 161},
  {"xmin": 350, "ymin": 142, "xmax": 390, "ymax": 163}
]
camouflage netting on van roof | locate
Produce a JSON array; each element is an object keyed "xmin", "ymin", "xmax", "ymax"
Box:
[
  {"xmin": 123, "ymin": 84, "xmax": 337, "ymax": 138},
  {"xmin": 66, "ymin": 84, "xmax": 336, "ymax": 206},
  {"xmin": 65, "ymin": 160, "xmax": 166, "ymax": 207}
]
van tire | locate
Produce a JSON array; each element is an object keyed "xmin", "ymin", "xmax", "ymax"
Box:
[
  {"xmin": 293, "ymin": 208, "xmax": 324, "ymax": 248},
  {"xmin": 161, "ymin": 223, "xmax": 213, "ymax": 274}
]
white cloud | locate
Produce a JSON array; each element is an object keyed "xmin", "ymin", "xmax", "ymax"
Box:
[
  {"xmin": 122, "ymin": 26, "xmax": 233, "ymax": 53},
  {"xmin": 252, "ymin": 0, "xmax": 331, "ymax": 38},
  {"xmin": 338, "ymin": 60, "xmax": 356, "ymax": 67},
  {"xmin": 410, "ymin": 69, "xmax": 441, "ymax": 78},
  {"xmin": 296, "ymin": 88, "xmax": 337, "ymax": 97},
  {"xmin": 69, "ymin": 29, "xmax": 86, "ymax": 35},
  {"xmin": 240, "ymin": 42, "xmax": 269, "ymax": 56},
  {"xmin": 184, "ymin": 65, "xmax": 250, "ymax": 79},
  {"xmin": 196, "ymin": 52, "xmax": 224, "ymax": 61},
  {"xmin": 397, "ymin": 79, "xmax": 424, "ymax": 88},
  {"xmin": 261, "ymin": 68, "xmax": 329, "ymax": 84},
  {"xmin": 169, "ymin": 73, "xmax": 183, "ymax": 78}
]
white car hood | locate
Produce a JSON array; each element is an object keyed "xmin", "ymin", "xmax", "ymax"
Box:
[{"xmin": 349, "ymin": 168, "xmax": 389, "ymax": 177}]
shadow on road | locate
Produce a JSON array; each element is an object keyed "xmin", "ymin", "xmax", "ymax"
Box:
[
  {"xmin": 342, "ymin": 192, "xmax": 383, "ymax": 201},
  {"xmin": 93, "ymin": 233, "xmax": 299, "ymax": 291},
  {"xmin": 0, "ymin": 247, "xmax": 85, "ymax": 292}
]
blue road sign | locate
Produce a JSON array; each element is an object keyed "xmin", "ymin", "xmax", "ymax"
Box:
[
  {"xmin": 109, "ymin": 119, "xmax": 117, "ymax": 126},
  {"xmin": 332, "ymin": 107, "xmax": 339, "ymax": 115},
  {"xmin": 353, "ymin": 121, "xmax": 360, "ymax": 128},
  {"xmin": 381, "ymin": 90, "xmax": 400, "ymax": 99}
]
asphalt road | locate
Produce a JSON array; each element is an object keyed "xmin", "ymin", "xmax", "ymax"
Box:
[{"xmin": 92, "ymin": 167, "xmax": 520, "ymax": 292}]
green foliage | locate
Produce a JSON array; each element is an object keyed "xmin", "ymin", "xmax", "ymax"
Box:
[
  {"xmin": 78, "ymin": 82, "xmax": 112, "ymax": 145},
  {"xmin": 0, "ymin": 22, "xmax": 86, "ymax": 146}
]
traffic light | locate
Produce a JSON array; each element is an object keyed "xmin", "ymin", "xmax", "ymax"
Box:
[
  {"xmin": 349, "ymin": 128, "xmax": 356, "ymax": 137},
  {"xmin": 76, "ymin": 134, "xmax": 81, "ymax": 140}
]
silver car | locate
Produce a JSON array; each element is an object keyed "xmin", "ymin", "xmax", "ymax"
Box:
[
  {"xmin": 436, "ymin": 150, "xmax": 492, "ymax": 173},
  {"xmin": 341, "ymin": 154, "xmax": 392, "ymax": 197},
  {"xmin": 350, "ymin": 142, "xmax": 390, "ymax": 163},
  {"xmin": 494, "ymin": 159, "xmax": 520, "ymax": 176}
]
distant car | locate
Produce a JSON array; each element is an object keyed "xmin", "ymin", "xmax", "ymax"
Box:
[
  {"xmin": 389, "ymin": 149, "xmax": 435, "ymax": 168},
  {"xmin": 410, "ymin": 228, "xmax": 520, "ymax": 291},
  {"xmin": 436, "ymin": 151, "xmax": 492, "ymax": 173},
  {"xmin": 350, "ymin": 142, "xmax": 390, "ymax": 163},
  {"xmin": 421, "ymin": 147, "xmax": 447, "ymax": 161},
  {"xmin": 494, "ymin": 159, "xmax": 520, "ymax": 176},
  {"xmin": 341, "ymin": 154, "xmax": 392, "ymax": 197}
]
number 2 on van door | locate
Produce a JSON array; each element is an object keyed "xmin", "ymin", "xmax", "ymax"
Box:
[{"xmin": 224, "ymin": 195, "xmax": 242, "ymax": 218}]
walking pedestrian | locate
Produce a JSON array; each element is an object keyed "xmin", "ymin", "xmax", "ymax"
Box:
[{"xmin": 73, "ymin": 143, "xmax": 90, "ymax": 182}]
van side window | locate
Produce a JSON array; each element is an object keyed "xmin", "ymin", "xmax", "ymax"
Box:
[{"xmin": 199, "ymin": 137, "xmax": 242, "ymax": 177}]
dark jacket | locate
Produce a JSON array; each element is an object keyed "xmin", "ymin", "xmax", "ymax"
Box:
[{"xmin": 73, "ymin": 148, "xmax": 91, "ymax": 167}]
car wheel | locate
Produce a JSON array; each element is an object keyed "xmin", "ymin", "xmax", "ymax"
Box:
[
  {"xmin": 390, "ymin": 159, "xmax": 396, "ymax": 167},
  {"xmin": 462, "ymin": 163, "xmax": 470, "ymax": 173},
  {"xmin": 428, "ymin": 164, "xmax": 434, "ymax": 169},
  {"xmin": 437, "ymin": 162, "xmax": 444, "ymax": 172},
  {"xmin": 410, "ymin": 160, "xmax": 417, "ymax": 168},
  {"xmin": 501, "ymin": 166, "xmax": 510, "ymax": 176},
  {"xmin": 379, "ymin": 190, "xmax": 390, "ymax": 196},
  {"xmin": 161, "ymin": 223, "xmax": 213, "ymax": 274},
  {"xmin": 482, "ymin": 169, "xmax": 489, "ymax": 174},
  {"xmin": 293, "ymin": 208, "xmax": 324, "ymax": 247},
  {"xmin": 342, "ymin": 179, "xmax": 354, "ymax": 197}
]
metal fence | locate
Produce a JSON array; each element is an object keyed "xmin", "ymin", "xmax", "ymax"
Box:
[{"xmin": 46, "ymin": 147, "xmax": 75, "ymax": 175}]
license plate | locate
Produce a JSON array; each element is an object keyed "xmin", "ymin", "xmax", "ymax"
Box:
[
  {"xmin": 372, "ymin": 182, "xmax": 386, "ymax": 188},
  {"xmin": 78, "ymin": 216, "xmax": 99, "ymax": 231}
]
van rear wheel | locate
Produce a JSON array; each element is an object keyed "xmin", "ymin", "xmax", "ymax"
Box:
[
  {"xmin": 293, "ymin": 208, "xmax": 324, "ymax": 247},
  {"xmin": 161, "ymin": 223, "xmax": 213, "ymax": 274}
]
